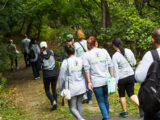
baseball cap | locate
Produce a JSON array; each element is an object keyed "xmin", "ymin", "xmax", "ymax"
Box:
[
  {"xmin": 40, "ymin": 41, "xmax": 47, "ymax": 48},
  {"xmin": 67, "ymin": 34, "xmax": 73, "ymax": 39}
]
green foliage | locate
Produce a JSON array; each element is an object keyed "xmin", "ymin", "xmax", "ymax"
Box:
[
  {"xmin": 0, "ymin": 47, "xmax": 10, "ymax": 72},
  {"xmin": 0, "ymin": 73, "xmax": 7, "ymax": 90},
  {"xmin": 0, "ymin": 88, "xmax": 30, "ymax": 120},
  {"xmin": 0, "ymin": 0, "xmax": 160, "ymax": 56}
]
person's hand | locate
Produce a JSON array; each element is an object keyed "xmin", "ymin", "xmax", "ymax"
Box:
[
  {"xmin": 139, "ymin": 61, "xmax": 142, "ymax": 65},
  {"xmin": 116, "ymin": 86, "xmax": 118, "ymax": 91},
  {"xmin": 88, "ymin": 82, "xmax": 93, "ymax": 90}
]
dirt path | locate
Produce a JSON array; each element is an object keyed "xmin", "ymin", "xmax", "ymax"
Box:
[
  {"xmin": 5, "ymin": 66, "xmax": 54, "ymax": 120},
  {"xmin": 5, "ymin": 65, "xmax": 142, "ymax": 120}
]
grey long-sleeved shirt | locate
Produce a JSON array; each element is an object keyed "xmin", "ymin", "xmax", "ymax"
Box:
[
  {"xmin": 112, "ymin": 48, "xmax": 136, "ymax": 84},
  {"xmin": 59, "ymin": 56, "xmax": 86, "ymax": 97},
  {"xmin": 21, "ymin": 38, "xmax": 31, "ymax": 54},
  {"xmin": 135, "ymin": 48, "xmax": 160, "ymax": 83},
  {"xmin": 30, "ymin": 44, "xmax": 40, "ymax": 62},
  {"xmin": 73, "ymin": 40, "xmax": 88, "ymax": 57},
  {"xmin": 83, "ymin": 48, "xmax": 113, "ymax": 88}
]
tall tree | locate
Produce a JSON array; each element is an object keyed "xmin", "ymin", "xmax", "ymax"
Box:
[{"xmin": 101, "ymin": 0, "xmax": 111, "ymax": 28}]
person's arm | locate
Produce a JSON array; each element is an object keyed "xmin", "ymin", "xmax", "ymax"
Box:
[
  {"xmin": 37, "ymin": 54, "xmax": 43, "ymax": 70},
  {"xmin": 37, "ymin": 45, "xmax": 40, "ymax": 54},
  {"xmin": 128, "ymin": 49, "xmax": 137, "ymax": 66},
  {"xmin": 105, "ymin": 49, "xmax": 114, "ymax": 77},
  {"xmin": 112, "ymin": 56, "xmax": 119, "ymax": 84},
  {"xmin": 135, "ymin": 51, "xmax": 153, "ymax": 83},
  {"xmin": 85, "ymin": 72, "xmax": 93, "ymax": 90},
  {"xmin": 21, "ymin": 41, "xmax": 24, "ymax": 53},
  {"xmin": 82, "ymin": 54, "xmax": 93, "ymax": 90},
  {"xmin": 54, "ymin": 51, "xmax": 63, "ymax": 62},
  {"xmin": 109, "ymin": 68, "xmax": 114, "ymax": 77},
  {"xmin": 59, "ymin": 60, "xmax": 67, "ymax": 92}
]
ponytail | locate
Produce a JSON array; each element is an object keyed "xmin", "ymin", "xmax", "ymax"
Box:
[
  {"xmin": 119, "ymin": 45, "xmax": 125, "ymax": 56},
  {"xmin": 112, "ymin": 38, "xmax": 125, "ymax": 55}
]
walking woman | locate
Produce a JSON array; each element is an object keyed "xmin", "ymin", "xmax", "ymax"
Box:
[
  {"xmin": 38, "ymin": 41, "xmax": 61, "ymax": 110},
  {"xmin": 59, "ymin": 44, "xmax": 86, "ymax": 120},
  {"xmin": 74, "ymin": 29, "xmax": 92, "ymax": 104},
  {"xmin": 83, "ymin": 36, "xmax": 113, "ymax": 120},
  {"xmin": 7, "ymin": 39, "xmax": 19, "ymax": 70},
  {"xmin": 112, "ymin": 38, "xmax": 139, "ymax": 117},
  {"xmin": 29, "ymin": 38, "xmax": 40, "ymax": 80}
]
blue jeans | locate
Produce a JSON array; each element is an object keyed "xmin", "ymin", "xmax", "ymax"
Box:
[
  {"xmin": 87, "ymin": 89, "xmax": 92, "ymax": 101},
  {"xmin": 144, "ymin": 112, "xmax": 160, "ymax": 120},
  {"xmin": 93, "ymin": 85, "xmax": 109, "ymax": 120}
]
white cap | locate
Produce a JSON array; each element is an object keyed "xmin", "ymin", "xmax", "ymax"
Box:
[{"xmin": 40, "ymin": 41, "xmax": 47, "ymax": 48}]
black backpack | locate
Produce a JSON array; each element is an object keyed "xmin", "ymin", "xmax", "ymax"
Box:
[
  {"xmin": 138, "ymin": 50, "xmax": 160, "ymax": 115},
  {"xmin": 29, "ymin": 48, "xmax": 36, "ymax": 59}
]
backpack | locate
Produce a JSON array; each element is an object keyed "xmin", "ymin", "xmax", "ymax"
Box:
[
  {"xmin": 138, "ymin": 50, "xmax": 160, "ymax": 115},
  {"xmin": 29, "ymin": 48, "xmax": 36, "ymax": 59}
]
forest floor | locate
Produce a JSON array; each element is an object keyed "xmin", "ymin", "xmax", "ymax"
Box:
[{"xmin": 2, "ymin": 61, "xmax": 142, "ymax": 120}]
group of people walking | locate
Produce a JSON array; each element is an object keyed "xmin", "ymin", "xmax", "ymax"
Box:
[
  {"xmin": 59, "ymin": 29, "xmax": 139, "ymax": 120},
  {"xmin": 8, "ymin": 28, "xmax": 160, "ymax": 120}
]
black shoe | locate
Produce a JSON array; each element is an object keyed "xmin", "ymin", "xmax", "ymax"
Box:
[{"xmin": 51, "ymin": 104, "xmax": 57, "ymax": 111}]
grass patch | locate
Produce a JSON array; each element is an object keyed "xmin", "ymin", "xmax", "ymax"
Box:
[{"xmin": 0, "ymin": 88, "xmax": 30, "ymax": 120}]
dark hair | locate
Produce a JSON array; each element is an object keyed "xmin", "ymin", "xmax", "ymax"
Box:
[
  {"xmin": 112, "ymin": 38, "xmax": 125, "ymax": 55},
  {"xmin": 152, "ymin": 28, "xmax": 160, "ymax": 44},
  {"xmin": 65, "ymin": 44, "xmax": 75, "ymax": 56},
  {"xmin": 25, "ymin": 34, "xmax": 28, "ymax": 38},
  {"xmin": 87, "ymin": 36, "xmax": 97, "ymax": 50},
  {"xmin": 29, "ymin": 38, "xmax": 36, "ymax": 49},
  {"xmin": 66, "ymin": 38, "xmax": 73, "ymax": 42}
]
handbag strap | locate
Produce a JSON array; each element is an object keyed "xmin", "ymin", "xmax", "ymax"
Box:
[
  {"xmin": 118, "ymin": 51, "xmax": 134, "ymax": 71},
  {"xmin": 67, "ymin": 59, "xmax": 70, "ymax": 89},
  {"xmin": 78, "ymin": 41, "xmax": 86, "ymax": 52}
]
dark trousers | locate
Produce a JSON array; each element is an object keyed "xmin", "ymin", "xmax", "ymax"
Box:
[
  {"xmin": 10, "ymin": 57, "xmax": 18, "ymax": 68},
  {"xmin": 43, "ymin": 76, "xmax": 57, "ymax": 104},
  {"xmin": 24, "ymin": 52, "xmax": 30, "ymax": 67},
  {"xmin": 31, "ymin": 62, "xmax": 39, "ymax": 78},
  {"xmin": 144, "ymin": 112, "xmax": 160, "ymax": 120}
]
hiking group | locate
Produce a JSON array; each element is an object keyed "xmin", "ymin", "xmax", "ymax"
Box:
[{"xmin": 8, "ymin": 28, "xmax": 160, "ymax": 120}]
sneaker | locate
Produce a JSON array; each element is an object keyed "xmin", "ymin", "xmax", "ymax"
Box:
[
  {"xmin": 88, "ymin": 100, "xmax": 92, "ymax": 104},
  {"xmin": 51, "ymin": 100, "xmax": 57, "ymax": 111},
  {"xmin": 37, "ymin": 76, "xmax": 40, "ymax": 79},
  {"xmin": 51, "ymin": 104, "xmax": 57, "ymax": 111},
  {"xmin": 34, "ymin": 77, "xmax": 38, "ymax": 80},
  {"xmin": 53, "ymin": 100, "xmax": 57, "ymax": 105},
  {"xmin": 120, "ymin": 111, "xmax": 128, "ymax": 118}
]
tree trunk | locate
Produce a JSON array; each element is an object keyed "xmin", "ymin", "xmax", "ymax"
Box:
[
  {"xmin": 37, "ymin": 19, "xmax": 42, "ymax": 41},
  {"xmin": 19, "ymin": 19, "xmax": 25, "ymax": 34},
  {"xmin": 26, "ymin": 22, "xmax": 32, "ymax": 37},
  {"xmin": 101, "ymin": 0, "xmax": 111, "ymax": 28}
]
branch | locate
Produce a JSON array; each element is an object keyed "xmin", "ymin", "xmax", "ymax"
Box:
[
  {"xmin": 92, "ymin": 0, "xmax": 102, "ymax": 9},
  {"xmin": 0, "ymin": 0, "xmax": 9, "ymax": 11},
  {"xmin": 147, "ymin": 0, "xmax": 160, "ymax": 10},
  {"xmin": 79, "ymin": 0, "xmax": 99, "ymax": 33}
]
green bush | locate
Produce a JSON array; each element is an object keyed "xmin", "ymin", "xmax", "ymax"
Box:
[{"xmin": 0, "ymin": 73, "xmax": 7, "ymax": 90}]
